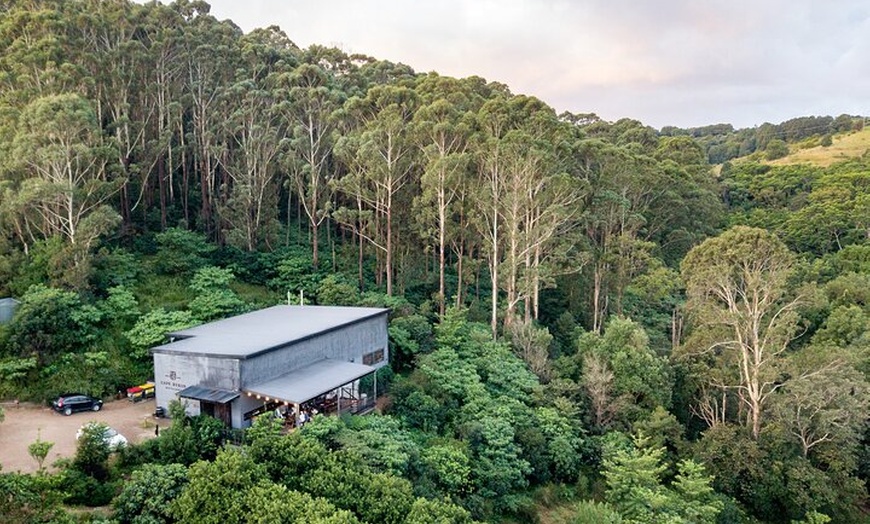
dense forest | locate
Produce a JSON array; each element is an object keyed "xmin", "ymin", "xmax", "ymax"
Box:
[
  {"xmin": 0, "ymin": 1, "xmax": 868, "ymax": 523},
  {"xmin": 661, "ymin": 115, "xmax": 865, "ymax": 164}
]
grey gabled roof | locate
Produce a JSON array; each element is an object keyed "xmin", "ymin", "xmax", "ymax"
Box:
[
  {"xmin": 242, "ymin": 358, "xmax": 375, "ymax": 404},
  {"xmin": 151, "ymin": 305, "xmax": 388, "ymax": 359}
]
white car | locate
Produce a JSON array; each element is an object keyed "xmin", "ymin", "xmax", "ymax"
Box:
[{"xmin": 75, "ymin": 422, "xmax": 128, "ymax": 450}]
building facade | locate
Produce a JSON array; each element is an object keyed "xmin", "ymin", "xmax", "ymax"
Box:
[{"xmin": 151, "ymin": 305, "xmax": 389, "ymax": 428}]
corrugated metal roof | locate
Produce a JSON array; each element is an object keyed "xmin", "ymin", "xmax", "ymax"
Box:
[
  {"xmin": 243, "ymin": 358, "xmax": 375, "ymax": 404},
  {"xmin": 177, "ymin": 385, "xmax": 240, "ymax": 404},
  {"xmin": 151, "ymin": 305, "xmax": 388, "ymax": 359}
]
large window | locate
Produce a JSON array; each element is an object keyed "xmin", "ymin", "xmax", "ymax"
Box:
[{"xmin": 362, "ymin": 348, "xmax": 385, "ymax": 366}]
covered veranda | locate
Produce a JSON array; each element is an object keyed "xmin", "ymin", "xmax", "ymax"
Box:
[{"xmin": 241, "ymin": 358, "xmax": 378, "ymax": 428}]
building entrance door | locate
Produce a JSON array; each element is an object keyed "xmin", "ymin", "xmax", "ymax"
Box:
[{"xmin": 201, "ymin": 401, "xmax": 232, "ymax": 426}]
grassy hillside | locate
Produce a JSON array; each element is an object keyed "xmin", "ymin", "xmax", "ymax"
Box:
[{"xmin": 768, "ymin": 127, "xmax": 870, "ymax": 167}]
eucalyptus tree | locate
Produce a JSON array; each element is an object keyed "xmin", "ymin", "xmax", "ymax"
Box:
[
  {"xmin": 72, "ymin": 0, "xmax": 155, "ymax": 230},
  {"xmin": 648, "ymin": 135, "xmax": 723, "ymax": 264},
  {"xmin": 573, "ymin": 139, "xmax": 664, "ymax": 333},
  {"xmin": 10, "ymin": 93, "xmax": 120, "ymax": 271},
  {"xmin": 180, "ymin": 6, "xmax": 241, "ymax": 238},
  {"xmin": 681, "ymin": 226, "xmax": 802, "ymax": 439},
  {"xmin": 471, "ymin": 94, "xmax": 587, "ymax": 333},
  {"xmin": 129, "ymin": 0, "xmax": 188, "ymax": 229},
  {"xmin": 0, "ymin": 0, "xmax": 83, "ymax": 103},
  {"xmin": 473, "ymin": 93, "xmax": 516, "ymax": 336},
  {"xmin": 412, "ymin": 73, "xmax": 477, "ymax": 314},
  {"xmin": 333, "ymin": 84, "xmax": 420, "ymax": 296},
  {"xmin": 277, "ymin": 56, "xmax": 344, "ymax": 264},
  {"xmin": 219, "ymin": 27, "xmax": 295, "ymax": 251}
]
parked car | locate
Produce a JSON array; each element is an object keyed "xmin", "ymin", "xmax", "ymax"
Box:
[
  {"xmin": 52, "ymin": 393, "xmax": 103, "ymax": 416},
  {"xmin": 76, "ymin": 422, "xmax": 128, "ymax": 450}
]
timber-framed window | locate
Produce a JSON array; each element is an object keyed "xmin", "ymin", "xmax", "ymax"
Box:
[{"xmin": 362, "ymin": 348, "xmax": 385, "ymax": 365}]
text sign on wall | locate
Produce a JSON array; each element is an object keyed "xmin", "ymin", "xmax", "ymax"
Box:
[{"xmin": 160, "ymin": 369, "xmax": 188, "ymax": 394}]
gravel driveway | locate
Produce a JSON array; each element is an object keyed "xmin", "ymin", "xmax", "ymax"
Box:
[{"xmin": 0, "ymin": 398, "xmax": 170, "ymax": 474}]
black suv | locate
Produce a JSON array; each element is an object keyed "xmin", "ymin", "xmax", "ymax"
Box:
[{"xmin": 52, "ymin": 394, "xmax": 103, "ymax": 416}]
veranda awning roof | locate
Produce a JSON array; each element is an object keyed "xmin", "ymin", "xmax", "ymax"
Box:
[
  {"xmin": 243, "ymin": 358, "xmax": 375, "ymax": 405},
  {"xmin": 177, "ymin": 385, "xmax": 240, "ymax": 404}
]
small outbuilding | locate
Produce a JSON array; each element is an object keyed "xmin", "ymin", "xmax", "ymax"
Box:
[
  {"xmin": 0, "ymin": 297, "xmax": 19, "ymax": 324},
  {"xmin": 151, "ymin": 305, "xmax": 389, "ymax": 428}
]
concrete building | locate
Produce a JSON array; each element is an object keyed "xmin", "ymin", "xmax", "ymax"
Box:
[{"xmin": 151, "ymin": 305, "xmax": 389, "ymax": 428}]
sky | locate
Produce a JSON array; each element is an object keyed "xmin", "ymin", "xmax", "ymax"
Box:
[{"xmin": 202, "ymin": 0, "xmax": 869, "ymax": 130}]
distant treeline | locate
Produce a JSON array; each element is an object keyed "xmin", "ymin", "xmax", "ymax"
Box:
[{"xmin": 660, "ymin": 114, "xmax": 865, "ymax": 163}]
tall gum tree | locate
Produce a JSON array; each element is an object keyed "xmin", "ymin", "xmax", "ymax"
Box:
[
  {"xmin": 11, "ymin": 94, "xmax": 120, "ymax": 255},
  {"xmin": 473, "ymin": 93, "xmax": 519, "ymax": 337},
  {"xmin": 181, "ymin": 8, "xmax": 240, "ymax": 239},
  {"xmin": 218, "ymin": 27, "xmax": 295, "ymax": 251},
  {"xmin": 277, "ymin": 56, "xmax": 344, "ymax": 265},
  {"xmin": 333, "ymin": 84, "xmax": 419, "ymax": 296},
  {"xmin": 681, "ymin": 226, "xmax": 801, "ymax": 439},
  {"xmin": 412, "ymin": 74, "xmax": 477, "ymax": 315}
]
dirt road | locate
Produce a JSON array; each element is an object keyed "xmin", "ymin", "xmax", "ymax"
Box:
[{"xmin": 0, "ymin": 398, "xmax": 170, "ymax": 474}]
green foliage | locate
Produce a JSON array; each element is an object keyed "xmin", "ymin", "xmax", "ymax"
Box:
[
  {"xmin": 0, "ymin": 471, "xmax": 73, "ymax": 523},
  {"xmin": 603, "ymin": 439, "xmax": 670, "ymax": 522},
  {"xmin": 294, "ymin": 449, "xmax": 415, "ymax": 524},
  {"xmin": 153, "ymin": 228, "xmax": 215, "ymax": 275},
  {"xmin": 3, "ymin": 284, "xmax": 98, "ymax": 367},
  {"xmin": 59, "ymin": 422, "xmax": 120, "ymax": 507},
  {"xmin": 1, "ymin": 238, "xmax": 62, "ymax": 297},
  {"xmin": 388, "ymin": 313, "xmax": 434, "ymax": 369},
  {"xmin": 792, "ymin": 512, "xmax": 831, "ymax": 524},
  {"xmin": 156, "ymin": 423, "xmax": 199, "ymax": 467},
  {"xmin": 316, "ymin": 273, "xmax": 361, "ymax": 305},
  {"xmin": 603, "ymin": 436, "xmax": 722, "ymax": 523},
  {"xmin": 171, "ymin": 448, "xmax": 267, "ymax": 524},
  {"xmin": 71, "ymin": 422, "xmax": 112, "ymax": 481},
  {"xmin": 28, "ymin": 433, "xmax": 54, "ymax": 470},
  {"xmin": 681, "ymin": 226, "xmax": 799, "ymax": 439},
  {"xmin": 113, "ymin": 463, "xmax": 189, "ymax": 524},
  {"xmin": 0, "ymin": 356, "xmax": 36, "ymax": 395},
  {"xmin": 390, "ymin": 381, "xmax": 444, "ymax": 433},
  {"xmin": 622, "ymin": 263, "xmax": 682, "ymax": 353},
  {"xmin": 268, "ymin": 247, "xmax": 325, "ymax": 295},
  {"xmin": 420, "ymin": 441, "xmax": 473, "ymax": 494},
  {"xmin": 91, "ymin": 247, "xmax": 143, "ymax": 292},
  {"xmin": 100, "ymin": 285, "xmax": 140, "ymax": 329},
  {"xmin": 692, "ymin": 424, "xmax": 764, "ymax": 507},
  {"xmin": 155, "ymin": 413, "xmax": 226, "ymax": 466},
  {"xmin": 333, "ymin": 415, "xmax": 419, "ymax": 476},
  {"xmin": 559, "ymin": 317, "xmax": 672, "ymax": 431},
  {"xmin": 670, "ymin": 460, "xmax": 723, "ymax": 523},
  {"xmin": 693, "ymin": 422, "xmax": 866, "ymax": 523},
  {"xmin": 632, "ymin": 406, "xmax": 686, "ymax": 472},
  {"xmin": 125, "ymin": 308, "xmax": 197, "ymax": 359},
  {"xmin": 187, "ymin": 266, "xmax": 247, "ymax": 321},
  {"xmin": 244, "ymin": 483, "xmax": 361, "ymax": 523},
  {"xmin": 786, "ymin": 161, "xmax": 870, "ymax": 254},
  {"xmin": 462, "ymin": 409, "xmax": 532, "ymax": 501},
  {"xmin": 40, "ymin": 350, "xmax": 122, "ymax": 402},
  {"xmin": 189, "ymin": 414, "xmax": 227, "ymax": 461},
  {"xmin": 0, "ymin": 3, "xmax": 866, "ymax": 522},
  {"xmin": 571, "ymin": 500, "xmax": 623, "ymax": 523},
  {"xmin": 765, "ymin": 139, "xmax": 789, "ymax": 160},
  {"xmin": 534, "ymin": 406, "xmax": 587, "ymax": 482},
  {"xmin": 405, "ymin": 497, "xmax": 475, "ymax": 524}
]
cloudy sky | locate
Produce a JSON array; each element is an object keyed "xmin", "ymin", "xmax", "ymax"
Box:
[{"xmin": 203, "ymin": 0, "xmax": 869, "ymax": 129}]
